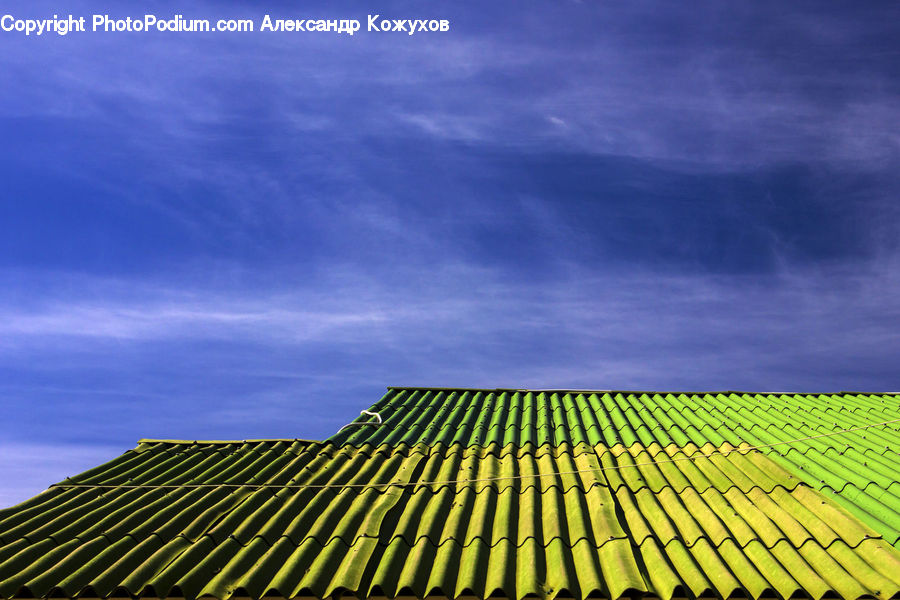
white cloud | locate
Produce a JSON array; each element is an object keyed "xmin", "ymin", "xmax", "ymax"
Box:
[{"xmin": 0, "ymin": 303, "xmax": 389, "ymax": 343}]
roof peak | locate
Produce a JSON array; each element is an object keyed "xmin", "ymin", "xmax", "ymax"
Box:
[
  {"xmin": 137, "ymin": 438, "xmax": 323, "ymax": 445},
  {"xmin": 386, "ymin": 386, "xmax": 898, "ymax": 395}
]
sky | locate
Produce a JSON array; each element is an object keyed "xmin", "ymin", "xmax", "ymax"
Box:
[{"xmin": 0, "ymin": 0, "xmax": 899, "ymax": 506}]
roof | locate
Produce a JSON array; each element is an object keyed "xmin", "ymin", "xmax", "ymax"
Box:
[{"xmin": 0, "ymin": 388, "xmax": 898, "ymax": 600}]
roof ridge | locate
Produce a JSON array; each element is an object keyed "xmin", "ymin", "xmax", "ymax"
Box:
[
  {"xmin": 386, "ymin": 386, "xmax": 900, "ymax": 395},
  {"xmin": 137, "ymin": 438, "xmax": 324, "ymax": 445}
]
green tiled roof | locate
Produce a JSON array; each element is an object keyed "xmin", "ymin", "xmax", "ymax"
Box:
[{"xmin": 1, "ymin": 388, "xmax": 899, "ymax": 600}]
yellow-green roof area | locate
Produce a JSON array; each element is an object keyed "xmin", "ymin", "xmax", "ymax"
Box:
[{"xmin": 1, "ymin": 388, "xmax": 900, "ymax": 600}]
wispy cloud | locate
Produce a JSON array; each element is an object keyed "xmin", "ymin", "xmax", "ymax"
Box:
[
  {"xmin": 0, "ymin": 442, "xmax": 127, "ymax": 508},
  {"xmin": 4, "ymin": 2, "xmax": 897, "ymax": 171},
  {"xmin": 3, "ymin": 260, "xmax": 899, "ymax": 386},
  {"xmin": 0, "ymin": 302, "xmax": 388, "ymax": 343}
]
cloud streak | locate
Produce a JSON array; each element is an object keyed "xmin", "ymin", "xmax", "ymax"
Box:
[
  {"xmin": 0, "ymin": 443, "xmax": 127, "ymax": 508},
  {"xmin": 3, "ymin": 260, "xmax": 899, "ymax": 388},
  {"xmin": 0, "ymin": 302, "xmax": 388, "ymax": 342}
]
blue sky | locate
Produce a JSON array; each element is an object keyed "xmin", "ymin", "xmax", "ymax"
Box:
[{"xmin": 1, "ymin": 0, "xmax": 899, "ymax": 505}]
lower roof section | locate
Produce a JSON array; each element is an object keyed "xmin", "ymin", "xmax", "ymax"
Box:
[{"xmin": 2, "ymin": 439, "xmax": 900, "ymax": 600}]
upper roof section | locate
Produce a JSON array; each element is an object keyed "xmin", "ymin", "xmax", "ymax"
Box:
[
  {"xmin": 327, "ymin": 387, "xmax": 900, "ymax": 449},
  {"xmin": 3, "ymin": 438, "xmax": 900, "ymax": 600}
]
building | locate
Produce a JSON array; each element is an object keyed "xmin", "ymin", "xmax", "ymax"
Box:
[{"xmin": 1, "ymin": 388, "xmax": 899, "ymax": 600}]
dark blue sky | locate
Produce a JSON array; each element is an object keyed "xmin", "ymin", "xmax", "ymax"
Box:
[{"xmin": 1, "ymin": 0, "xmax": 899, "ymax": 505}]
